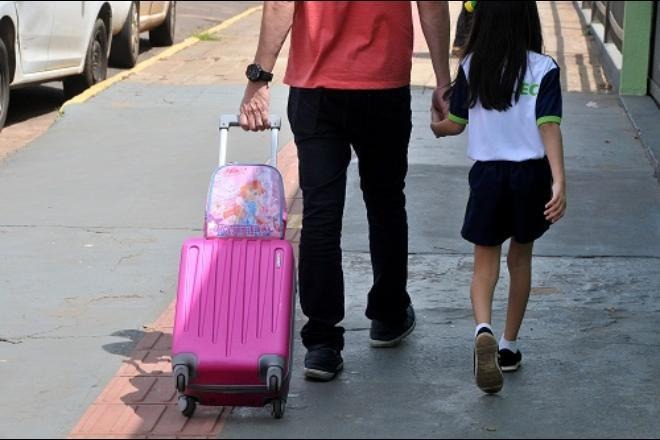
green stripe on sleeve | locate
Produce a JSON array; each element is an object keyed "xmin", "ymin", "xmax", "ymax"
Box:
[
  {"xmin": 448, "ymin": 113, "xmax": 469, "ymax": 125},
  {"xmin": 537, "ymin": 115, "xmax": 562, "ymax": 126}
]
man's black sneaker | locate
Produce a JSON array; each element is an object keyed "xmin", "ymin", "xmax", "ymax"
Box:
[
  {"xmin": 474, "ymin": 328, "xmax": 503, "ymax": 394},
  {"xmin": 499, "ymin": 348, "xmax": 522, "ymax": 372},
  {"xmin": 369, "ymin": 305, "xmax": 416, "ymax": 348},
  {"xmin": 304, "ymin": 345, "xmax": 344, "ymax": 382}
]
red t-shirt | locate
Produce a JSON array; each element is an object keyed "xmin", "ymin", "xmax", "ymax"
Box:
[{"xmin": 284, "ymin": 1, "xmax": 413, "ymax": 90}]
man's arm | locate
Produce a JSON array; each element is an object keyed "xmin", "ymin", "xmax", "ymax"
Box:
[
  {"xmin": 240, "ymin": 1, "xmax": 294, "ymax": 131},
  {"xmin": 417, "ymin": 1, "xmax": 450, "ymax": 120}
]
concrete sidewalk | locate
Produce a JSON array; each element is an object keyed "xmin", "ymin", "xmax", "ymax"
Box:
[{"xmin": 0, "ymin": 2, "xmax": 658, "ymax": 439}]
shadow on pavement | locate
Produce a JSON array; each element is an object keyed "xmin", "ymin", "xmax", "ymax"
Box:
[
  {"xmin": 102, "ymin": 329, "xmax": 149, "ymax": 357},
  {"xmin": 7, "ymin": 85, "xmax": 65, "ymax": 127}
]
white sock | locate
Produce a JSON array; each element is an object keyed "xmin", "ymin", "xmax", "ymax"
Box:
[
  {"xmin": 499, "ymin": 335, "xmax": 518, "ymax": 353},
  {"xmin": 474, "ymin": 323, "xmax": 493, "ymax": 338}
]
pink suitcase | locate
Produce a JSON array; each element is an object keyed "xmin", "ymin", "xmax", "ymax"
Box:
[{"xmin": 172, "ymin": 115, "xmax": 296, "ymax": 419}]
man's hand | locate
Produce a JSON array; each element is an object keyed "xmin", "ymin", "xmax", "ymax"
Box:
[
  {"xmin": 432, "ymin": 85, "xmax": 449, "ymax": 122},
  {"xmin": 239, "ymin": 81, "xmax": 271, "ymax": 131}
]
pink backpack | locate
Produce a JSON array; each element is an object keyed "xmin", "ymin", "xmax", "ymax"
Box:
[{"xmin": 204, "ymin": 116, "xmax": 286, "ymax": 239}]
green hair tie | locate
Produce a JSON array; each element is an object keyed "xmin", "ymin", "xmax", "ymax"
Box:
[{"xmin": 464, "ymin": 0, "xmax": 476, "ymax": 13}]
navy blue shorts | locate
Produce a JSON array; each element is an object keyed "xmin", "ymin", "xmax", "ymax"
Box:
[{"xmin": 461, "ymin": 157, "xmax": 553, "ymax": 246}]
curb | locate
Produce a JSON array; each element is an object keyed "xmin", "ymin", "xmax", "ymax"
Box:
[{"xmin": 60, "ymin": 5, "xmax": 263, "ymax": 112}]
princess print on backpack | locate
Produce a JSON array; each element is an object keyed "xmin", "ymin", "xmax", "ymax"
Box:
[{"xmin": 205, "ymin": 165, "xmax": 285, "ymax": 239}]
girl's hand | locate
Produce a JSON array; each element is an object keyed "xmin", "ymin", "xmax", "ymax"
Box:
[
  {"xmin": 431, "ymin": 119, "xmax": 465, "ymax": 138},
  {"xmin": 430, "ymin": 121, "xmax": 444, "ymax": 138},
  {"xmin": 544, "ymin": 182, "xmax": 566, "ymax": 223}
]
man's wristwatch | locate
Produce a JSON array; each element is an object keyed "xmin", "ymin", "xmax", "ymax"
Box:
[{"xmin": 246, "ymin": 63, "xmax": 273, "ymax": 82}]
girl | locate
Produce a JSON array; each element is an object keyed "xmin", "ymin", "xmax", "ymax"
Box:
[{"xmin": 432, "ymin": 1, "xmax": 567, "ymax": 394}]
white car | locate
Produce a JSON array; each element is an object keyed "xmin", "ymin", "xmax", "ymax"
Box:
[
  {"xmin": 0, "ymin": 1, "xmax": 114, "ymax": 130},
  {"xmin": 109, "ymin": 1, "xmax": 175, "ymax": 68}
]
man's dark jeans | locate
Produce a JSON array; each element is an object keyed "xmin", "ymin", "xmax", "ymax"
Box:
[{"xmin": 287, "ymin": 86, "xmax": 412, "ymax": 351}]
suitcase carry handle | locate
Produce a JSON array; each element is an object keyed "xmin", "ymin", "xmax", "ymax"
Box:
[{"xmin": 219, "ymin": 114, "xmax": 282, "ymax": 167}]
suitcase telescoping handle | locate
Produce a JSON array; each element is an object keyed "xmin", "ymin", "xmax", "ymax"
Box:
[{"xmin": 219, "ymin": 114, "xmax": 282, "ymax": 167}]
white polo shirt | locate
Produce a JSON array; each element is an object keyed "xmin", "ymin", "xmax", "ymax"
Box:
[{"xmin": 449, "ymin": 51, "xmax": 562, "ymax": 162}]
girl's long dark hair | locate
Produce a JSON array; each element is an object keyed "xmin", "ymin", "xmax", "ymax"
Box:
[{"xmin": 461, "ymin": 1, "xmax": 544, "ymax": 111}]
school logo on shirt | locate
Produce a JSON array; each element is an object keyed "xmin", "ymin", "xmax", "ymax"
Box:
[{"xmin": 521, "ymin": 82, "xmax": 539, "ymax": 96}]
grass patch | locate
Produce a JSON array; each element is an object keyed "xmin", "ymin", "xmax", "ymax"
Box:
[{"xmin": 194, "ymin": 31, "xmax": 220, "ymax": 41}]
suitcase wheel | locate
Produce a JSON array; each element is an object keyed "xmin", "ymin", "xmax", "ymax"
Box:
[
  {"xmin": 267, "ymin": 366, "xmax": 283, "ymax": 393},
  {"xmin": 173, "ymin": 365, "xmax": 190, "ymax": 393},
  {"xmin": 176, "ymin": 374, "xmax": 186, "ymax": 393},
  {"xmin": 272, "ymin": 399, "xmax": 286, "ymax": 419},
  {"xmin": 178, "ymin": 395, "xmax": 197, "ymax": 418}
]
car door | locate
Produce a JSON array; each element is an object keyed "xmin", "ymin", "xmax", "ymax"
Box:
[
  {"xmin": 48, "ymin": 1, "xmax": 89, "ymax": 70},
  {"xmin": 138, "ymin": 1, "xmax": 152, "ymax": 28},
  {"xmin": 16, "ymin": 1, "xmax": 55, "ymax": 74},
  {"xmin": 149, "ymin": 1, "xmax": 165, "ymax": 15}
]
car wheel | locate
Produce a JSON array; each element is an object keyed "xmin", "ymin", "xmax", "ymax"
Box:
[
  {"xmin": 0, "ymin": 39, "xmax": 10, "ymax": 131},
  {"xmin": 149, "ymin": 1, "xmax": 175, "ymax": 47},
  {"xmin": 63, "ymin": 18, "xmax": 108, "ymax": 100},
  {"xmin": 110, "ymin": 1, "xmax": 139, "ymax": 68}
]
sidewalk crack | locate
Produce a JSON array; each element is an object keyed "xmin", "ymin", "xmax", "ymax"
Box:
[
  {"xmin": 0, "ymin": 337, "xmax": 21, "ymax": 345},
  {"xmin": 113, "ymin": 253, "xmax": 144, "ymax": 271},
  {"xmin": 1, "ymin": 325, "xmax": 70, "ymax": 344}
]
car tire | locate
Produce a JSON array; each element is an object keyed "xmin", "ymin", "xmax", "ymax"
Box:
[
  {"xmin": 63, "ymin": 18, "xmax": 108, "ymax": 100},
  {"xmin": 109, "ymin": 1, "xmax": 139, "ymax": 68},
  {"xmin": 149, "ymin": 1, "xmax": 175, "ymax": 47},
  {"xmin": 0, "ymin": 39, "xmax": 10, "ymax": 131}
]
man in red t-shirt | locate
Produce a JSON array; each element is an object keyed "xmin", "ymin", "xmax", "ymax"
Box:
[{"xmin": 239, "ymin": 1, "xmax": 450, "ymax": 382}]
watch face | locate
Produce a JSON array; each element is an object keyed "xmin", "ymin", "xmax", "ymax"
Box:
[{"xmin": 246, "ymin": 64, "xmax": 261, "ymax": 81}]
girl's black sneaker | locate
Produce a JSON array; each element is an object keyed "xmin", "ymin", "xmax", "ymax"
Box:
[
  {"xmin": 474, "ymin": 328, "xmax": 503, "ymax": 394},
  {"xmin": 498, "ymin": 348, "xmax": 522, "ymax": 372}
]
